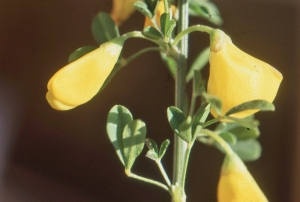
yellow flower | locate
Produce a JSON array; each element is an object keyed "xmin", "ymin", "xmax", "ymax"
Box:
[
  {"xmin": 110, "ymin": 0, "xmax": 140, "ymax": 25},
  {"xmin": 144, "ymin": 1, "xmax": 176, "ymax": 28},
  {"xmin": 46, "ymin": 38, "xmax": 124, "ymax": 110},
  {"xmin": 207, "ymin": 29, "xmax": 283, "ymax": 119},
  {"xmin": 218, "ymin": 153, "xmax": 268, "ymax": 202}
]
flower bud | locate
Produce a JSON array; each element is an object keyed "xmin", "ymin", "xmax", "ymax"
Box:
[
  {"xmin": 207, "ymin": 29, "xmax": 283, "ymax": 118},
  {"xmin": 218, "ymin": 154, "xmax": 268, "ymax": 202},
  {"xmin": 46, "ymin": 38, "xmax": 124, "ymax": 110},
  {"xmin": 110, "ymin": 0, "xmax": 140, "ymax": 25}
]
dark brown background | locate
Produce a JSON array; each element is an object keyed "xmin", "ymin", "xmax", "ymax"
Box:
[{"xmin": 0, "ymin": 0, "xmax": 299, "ymax": 201}]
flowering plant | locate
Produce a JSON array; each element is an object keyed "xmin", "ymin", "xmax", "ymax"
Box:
[{"xmin": 46, "ymin": 0, "xmax": 282, "ymax": 201}]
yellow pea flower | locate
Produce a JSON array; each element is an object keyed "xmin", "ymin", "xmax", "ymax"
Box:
[
  {"xmin": 218, "ymin": 153, "xmax": 268, "ymax": 202},
  {"xmin": 110, "ymin": 0, "xmax": 140, "ymax": 25},
  {"xmin": 144, "ymin": 1, "xmax": 176, "ymax": 28},
  {"xmin": 207, "ymin": 29, "xmax": 283, "ymax": 119},
  {"xmin": 46, "ymin": 38, "xmax": 124, "ymax": 110}
]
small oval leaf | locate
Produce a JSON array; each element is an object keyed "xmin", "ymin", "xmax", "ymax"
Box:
[
  {"xmin": 219, "ymin": 132, "xmax": 237, "ymax": 145},
  {"xmin": 203, "ymin": 93, "xmax": 222, "ymax": 116},
  {"xmin": 159, "ymin": 139, "xmax": 170, "ymax": 159},
  {"xmin": 122, "ymin": 119, "xmax": 147, "ymax": 170},
  {"xmin": 92, "ymin": 12, "xmax": 120, "ymax": 45},
  {"xmin": 224, "ymin": 116, "xmax": 260, "ymax": 129},
  {"xmin": 192, "ymin": 103, "xmax": 210, "ymax": 137},
  {"xmin": 68, "ymin": 46, "xmax": 97, "ymax": 63},
  {"xmin": 142, "ymin": 26, "xmax": 163, "ymax": 40},
  {"xmin": 134, "ymin": 1, "xmax": 153, "ymax": 18},
  {"xmin": 230, "ymin": 139, "xmax": 262, "ymax": 161},
  {"xmin": 106, "ymin": 105, "xmax": 133, "ymax": 166},
  {"xmin": 145, "ymin": 138, "xmax": 159, "ymax": 154},
  {"xmin": 146, "ymin": 150, "xmax": 159, "ymax": 161},
  {"xmin": 225, "ymin": 100, "xmax": 275, "ymax": 116},
  {"xmin": 186, "ymin": 47, "xmax": 210, "ymax": 82}
]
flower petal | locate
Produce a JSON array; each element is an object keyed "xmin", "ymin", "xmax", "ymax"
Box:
[
  {"xmin": 218, "ymin": 154, "xmax": 268, "ymax": 202},
  {"xmin": 46, "ymin": 39, "xmax": 124, "ymax": 110},
  {"xmin": 207, "ymin": 30, "xmax": 283, "ymax": 118}
]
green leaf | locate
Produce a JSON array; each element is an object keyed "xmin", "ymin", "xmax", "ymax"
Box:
[
  {"xmin": 122, "ymin": 119, "xmax": 147, "ymax": 170},
  {"xmin": 192, "ymin": 70, "xmax": 205, "ymax": 96},
  {"xmin": 167, "ymin": 106, "xmax": 190, "ymax": 142},
  {"xmin": 225, "ymin": 100, "xmax": 275, "ymax": 116},
  {"xmin": 106, "ymin": 105, "xmax": 133, "ymax": 165},
  {"xmin": 142, "ymin": 26, "xmax": 163, "ymax": 40},
  {"xmin": 229, "ymin": 126, "xmax": 260, "ymax": 140},
  {"xmin": 146, "ymin": 150, "xmax": 159, "ymax": 161},
  {"xmin": 159, "ymin": 139, "xmax": 170, "ymax": 159},
  {"xmin": 189, "ymin": 1, "xmax": 223, "ymax": 26},
  {"xmin": 166, "ymin": 19, "xmax": 176, "ymax": 38},
  {"xmin": 145, "ymin": 0, "xmax": 159, "ymax": 14},
  {"xmin": 178, "ymin": 116, "xmax": 192, "ymax": 142},
  {"xmin": 219, "ymin": 132, "xmax": 237, "ymax": 145},
  {"xmin": 192, "ymin": 103, "xmax": 210, "ymax": 137},
  {"xmin": 186, "ymin": 47, "xmax": 210, "ymax": 82},
  {"xmin": 224, "ymin": 116, "xmax": 260, "ymax": 129},
  {"xmin": 134, "ymin": 1, "xmax": 153, "ymax": 18},
  {"xmin": 203, "ymin": 93, "xmax": 222, "ymax": 116},
  {"xmin": 145, "ymin": 138, "xmax": 159, "ymax": 154},
  {"xmin": 92, "ymin": 12, "xmax": 120, "ymax": 45},
  {"xmin": 160, "ymin": 13, "xmax": 176, "ymax": 38},
  {"xmin": 216, "ymin": 119, "xmax": 260, "ymax": 140},
  {"xmin": 230, "ymin": 139, "xmax": 262, "ymax": 161},
  {"xmin": 68, "ymin": 46, "xmax": 97, "ymax": 63},
  {"xmin": 160, "ymin": 52, "xmax": 176, "ymax": 77},
  {"xmin": 160, "ymin": 13, "xmax": 170, "ymax": 36}
]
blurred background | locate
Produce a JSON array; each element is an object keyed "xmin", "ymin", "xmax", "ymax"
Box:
[{"xmin": 0, "ymin": 0, "xmax": 299, "ymax": 201}]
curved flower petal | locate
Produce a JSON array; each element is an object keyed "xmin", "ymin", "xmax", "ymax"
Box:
[
  {"xmin": 110, "ymin": 0, "xmax": 140, "ymax": 25},
  {"xmin": 218, "ymin": 154, "xmax": 268, "ymax": 202},
  {"xmin": 46, "ymin": 38, "xmax": 124, "ymax": 110},
  {"xmin": 207, "ymin": 30, "xmax": 283, "ymax": 118}
]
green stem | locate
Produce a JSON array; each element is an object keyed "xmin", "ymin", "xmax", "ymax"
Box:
[
  {"xmin": 125, "ymin": 47, "xmax": 164, "ymax": 65},
  {"xmin": 127, "ymin": 172, "xmax": 171, "ymax": 193},
  {"xmin": 201, "ymin": 129, "xmax": 234, "ymax": 155},
  {"xmin": 188, "ymin": 92, "xmax": 197, "ymax": 117},
  {"xmin": 100, "ymin": 47, "xmax": 163, "ymax": 91},
  {"xmin": 156, "ymin": 160, "xmax": 172, "ymax": 186},
  {"xmin": 172, "ymin": 25, "xmax": 214, "ymax": 47},
  {"xmin": 173, "ymin": 0, "xmax": 189, "ymax": 200},
  {"xmin": 202, "ymin": 118, "xmax": 219, "ymax": 128},
  {"xmin": 180, "ymin": 142, "xmax": 193, "ymax": 188},
  {"xmin": 122, "ymin": 31, "xmax": 165, "ymax": 47}
]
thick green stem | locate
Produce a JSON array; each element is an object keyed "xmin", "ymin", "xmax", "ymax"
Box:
[
  {"xmin": 173, "ymin": 0, "xmax": 189, "ymax": 201},
  {"xmin": 180, "ymin": 142, "xmax": 193, "ymax": 188}
]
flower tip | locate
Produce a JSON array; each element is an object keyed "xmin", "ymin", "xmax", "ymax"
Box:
[
  {"xmin": 46, "ymin": 91, "xmax": 76, "ymax": 111},
  {"xmin": 210, "ymin": 29, "xmax": 232, "ymax": 53}
]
